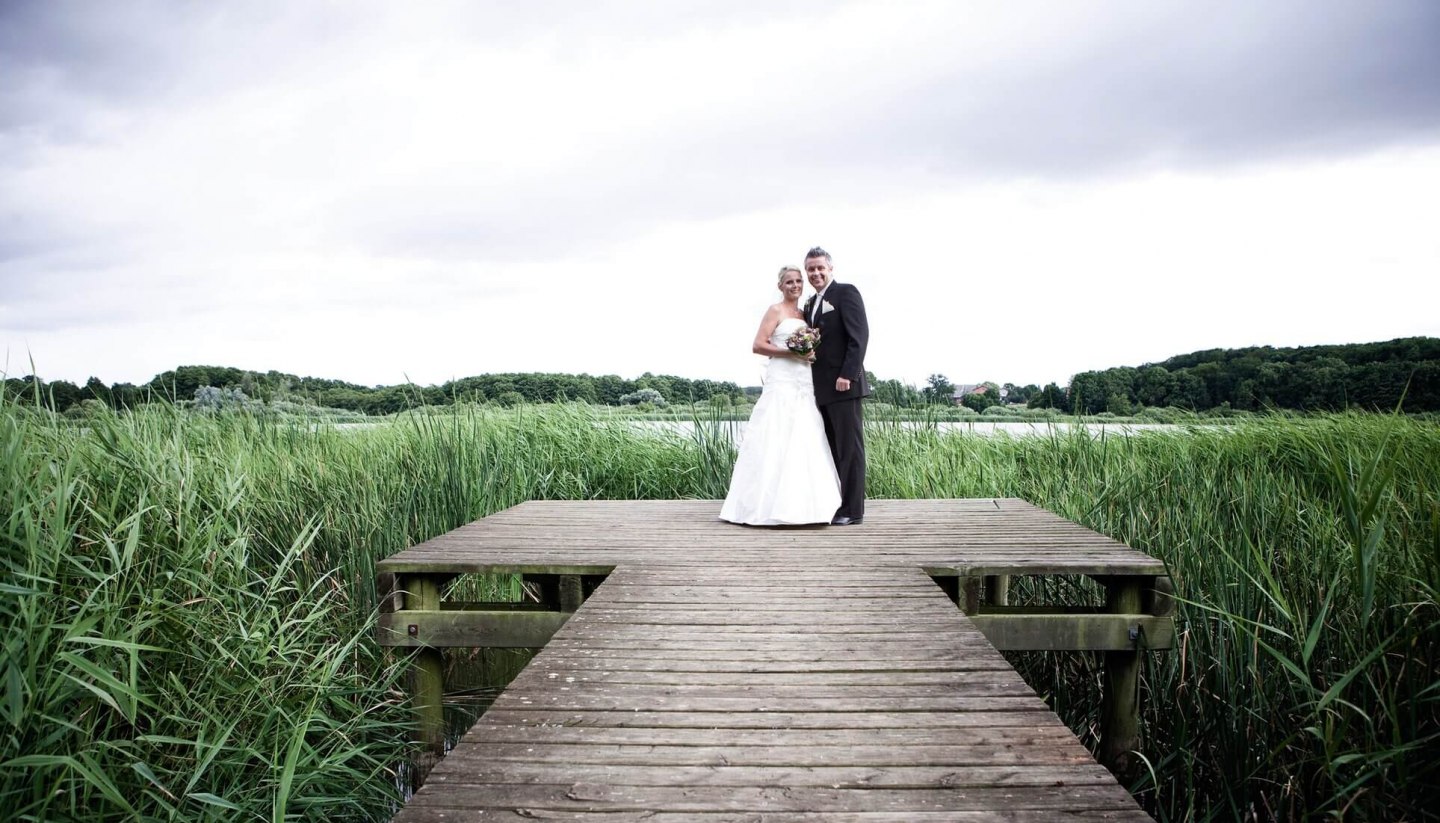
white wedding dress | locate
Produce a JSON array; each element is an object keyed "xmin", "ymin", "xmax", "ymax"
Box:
[{"xmin": 719, "ymin": 318, "xmax": 842, "ymax": 525}]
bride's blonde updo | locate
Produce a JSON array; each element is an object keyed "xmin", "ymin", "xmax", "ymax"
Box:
[{"xmin": 776, "ymin": 265, "xmax": 802, "ymax": 283}]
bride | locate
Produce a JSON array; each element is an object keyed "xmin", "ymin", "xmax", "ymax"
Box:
[{"xmin": 719, "ymin": 266, "xmax": 842, "ymax": 526}]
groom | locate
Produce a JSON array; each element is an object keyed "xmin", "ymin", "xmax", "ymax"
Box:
[{"xmin": 802, "ymin": 246, "xmax": 870, "ymax": 526}]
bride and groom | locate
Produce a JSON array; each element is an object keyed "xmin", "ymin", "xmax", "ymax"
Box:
[{"xmin": 719, "ymin": 246, "xmax": 870, "ymax": 527}]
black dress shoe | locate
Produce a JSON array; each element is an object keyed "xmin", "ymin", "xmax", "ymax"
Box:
[{"xmin": 831, "ymin": 516, "xmax": 863, "ymax": 526}]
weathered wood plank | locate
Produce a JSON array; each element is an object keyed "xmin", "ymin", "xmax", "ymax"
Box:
[
  {"xmin": 559, "ymin": 615, "xmax": 973, "ymax": 629},
  {"xmin": 401, "ymin": 783, "xmax": 1141, "ymax": 812},
  {"xmin": 393, "ymin": 810, "xmax": 1150, "ymax": 822},
  {"xmin": 453, "ymin": 725, "xmax": 1084, "ymax": 746},
  {"xmin": 565, "ymin": 603, "xmax": 970, "ymax": 616},
  {"xmin": 376, "ymin": 499, "xmax": 1168, "ymax": 578},
  {"xmin": 515, "ymin": 658, "xmax": 1019, "ymax": 673},
  {"xmin": 411, "ymin": 761, "xmax": 1121, "ymax": 788},
  {"xmin": 384, "ymin": 501, "xmax": 1162, "ymax": 821},
  {"xmin": 968, "ymin": 613, "xmax": 1176, "ymax": 651},
  {"xmin": 489, "ymin": 694, "xmax": 1051, "ymax": 713},
  {"xmin": 495, "ymin": 681, "xmax": 1036, "ymax": 702},
  {"xmin": 377, "ymin": 610, "xmax": 570, "ymax": 648},
  {"xmin": 538, "ymin": 636, "xmax": 1004, "ymax": 651},
  {"xmin": 470, "ymin": 710, "xmax": 1059, "ymax": 730},
  {"xmin": 514, "ymin": 647, "xmax": 1003, "ymax": 663},
  {"xmin": 513, "ymin": 669, "xmax": 1029, "ymax": 687}
]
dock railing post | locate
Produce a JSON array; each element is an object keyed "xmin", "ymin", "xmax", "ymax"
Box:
[
  {"xmin": 1099, "ymin": 576, "xmax": 1143, "ymax": 784},
  {"xmin": 409, "ymin": 575, "xmax": 446, "ymax": 755},
  {"xmin": 381, "ymin": 568, "xmax": 607, "ymax": 785},
  {"xmin": 559, "ymin": 575, "xmax": 584, "ymax": 613},
  {"xmin": 959, "ymin": 575, "xmax": 982, "ymax": 615},
  {"xmin": 983, "ymin": 574, "xmax": 1011, "ymax": 607}
]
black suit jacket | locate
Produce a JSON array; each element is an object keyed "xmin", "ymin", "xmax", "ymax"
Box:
[{"xmin": 804, "ymin": 281, "xmax": 871, "ymax": 406}]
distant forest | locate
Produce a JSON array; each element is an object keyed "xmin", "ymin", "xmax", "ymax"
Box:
[
  {"xmin": 3, "ymin": 366, "xmax": 747, "ymax": 416},
  {"xmin": 1060, "ymin": 337, "xmax": 1440, "ymax": 414},
  {"xmin": 6, "ymin": 337, "xmax": 1439, "ymax": 415}
]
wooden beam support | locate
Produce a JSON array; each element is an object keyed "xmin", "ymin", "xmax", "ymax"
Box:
[
  {"xmin": 376, "ymin": 571, "xmax": 399, "ymax": 613},
  {"xmin": 983, "ymin": 574, "xmax": 1011, "ymax": 607},
  {"xmin": 388, "ymin": 569, "xmax": 601, "ymax": 755},
  {"xmin": 958, "ymin": 576, "xmax": 982, "ymax": 616},
  {"xmin": 976, "ymin": 604, "xmax": 1107, "ymax": 615},
  {"xmin": 559, "ymin": 575, "xmax": 584, "ymax": 613},
  {"xmin": 524, "ymin": 573, "xmax": 601, "ymax": 611},
  {"xmin": 377, "ymin": 610, "xmax": 571, "ymax": 648},
  {"xmin": 405, "ymin": 575, "xmax": 446, "ymax": 755},
  {"xmin": 968, "ymin": 613, "xmax": 1173, "ymax": 651},
  {"xmin": 1099, "ymin": 577, "xmax": 1144, "ymax": 785},
  {"xmin": 1143, "ymin": 574, "xmax": 1177, "ymax": 617}
]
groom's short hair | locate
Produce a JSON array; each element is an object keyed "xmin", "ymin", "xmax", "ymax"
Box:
[{"xmin": 805, "ymin": 246, "xmax": 832, "ymax": 264}]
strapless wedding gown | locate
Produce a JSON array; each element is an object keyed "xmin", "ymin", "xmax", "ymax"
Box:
[{"xmin": 719, "ymin": 318, "xmax": 842, "ymax": 525}]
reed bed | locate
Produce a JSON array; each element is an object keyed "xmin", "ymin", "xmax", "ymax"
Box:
[
  {"xmin": 868, "ymin": 415, "xmax": 1440, "ymax": 821},
  {"xmin": 1, "ymin": 401, "xmax": 729, "ymax": 821},
  {"xmin": 2, "ymin": 399, "xmax": 1435, "ymax": 821}
]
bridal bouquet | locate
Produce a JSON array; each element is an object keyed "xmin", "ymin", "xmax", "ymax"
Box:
[{"xmin": 786, "ymin": 325, "xmax": 820, "ymax": 356}]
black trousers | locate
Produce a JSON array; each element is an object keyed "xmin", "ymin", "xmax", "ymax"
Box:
[{"xmin": 818, "ymin": 397, "xmax": 866, "ymax": 519}]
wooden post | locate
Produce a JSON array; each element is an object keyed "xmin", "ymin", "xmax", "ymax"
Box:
[
  {"xmin": 409, "ymin": 575, "xmax": 446, "ymax": 755},
  {"xmin": 376, "ymin": 571, "xmax": 398, "ymax": 613},
  {"xmin": 958, "ymin": 576, "xmax": 982, "ymax": 616},
  {"xmin": 524, "ymin": 573, "xmax": 590, "ymax": 612},
  {"xmin": 1099, "ymin": 577, "xmax": 1143, "ymax": 784},
  {"xmin": 559, "ymin": 575, "xmax": 584, "ymax": 612},
  {"xmin": 1142, "ymin": 574, "xmax": 1176, "ymax": 617},
  {"xmin": 983, "ymin": 574, "xmax": 1011, "ymax": 607}
]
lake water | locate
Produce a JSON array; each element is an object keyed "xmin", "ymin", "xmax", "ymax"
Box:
[
  {"xmin": 332, "ymin": 418, "xmax": 1186, "ymax": 440},
  {"xmin": 634, "ymin": 419, "xmax": 1179, "ymax": 440}
]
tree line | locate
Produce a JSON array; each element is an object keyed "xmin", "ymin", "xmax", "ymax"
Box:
[
  {"xmin": 7, "ymin": 337, "xmax": 1439, "ymax": 416},
  {"xmin": 1058, "ymin": 337, "xmax": 1440, "ymax": 414},
  {"xmin": 3, "ymin": 366, "xmax": 747, "ymax": 416}
]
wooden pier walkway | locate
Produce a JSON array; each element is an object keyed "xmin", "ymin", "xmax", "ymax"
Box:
[{"xmin": 378, "ymin": 499, "xmax": 1173, "ymax": 821}]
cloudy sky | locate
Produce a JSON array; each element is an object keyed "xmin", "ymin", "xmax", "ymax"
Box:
[{"xmin": 3, "ymin": 1, "xmax": 1438, "ymax": 392}]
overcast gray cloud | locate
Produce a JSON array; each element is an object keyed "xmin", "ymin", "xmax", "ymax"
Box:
[
  {"xmin": 6, "ymin": 2, "xmax": 1438, "ymax": 252},
  {"xmin": 2, "ymin": 1, "xmax": 1438, "ymax": 388},
  {"xmin": 670, "ymin": 2, "xmax": 1440, "ymax": 177}
]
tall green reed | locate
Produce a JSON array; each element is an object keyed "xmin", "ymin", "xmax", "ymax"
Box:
[
  {"xmin": 2, "ymin": 400, "xmax": 420, "ymax": 821},
  {"xmin": 868, "ymin": 415, "xmax": 1439, "ymax": 821},
  {"xmin": 5, "ymin": 398, "xmax": 1435, "ymax": 820},
  {"xmin": 1, "ymin": 400, "xmax": 731, "ymax": 820}
]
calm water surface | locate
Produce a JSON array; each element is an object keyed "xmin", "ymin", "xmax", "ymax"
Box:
[{"xmin": 634, "ymin": 419, "xmax": 1179, "ymax": 440}]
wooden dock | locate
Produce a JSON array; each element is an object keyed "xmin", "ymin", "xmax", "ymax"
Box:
[{"xmin": 377, "ymin": 499, "xmax": 1173, "ymax": 821}]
